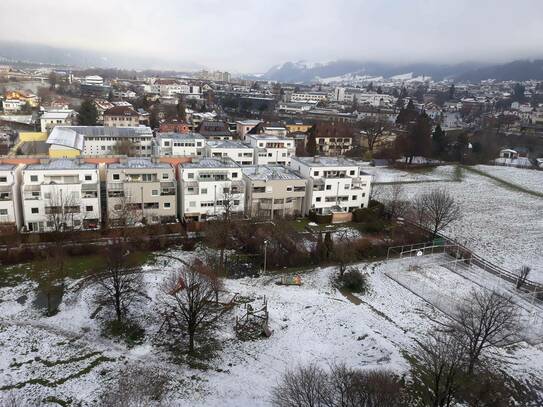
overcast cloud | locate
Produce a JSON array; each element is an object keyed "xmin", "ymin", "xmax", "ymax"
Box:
[{"xmin": 1, "ymin": 0, "xmax": 542, "ymax": 73}]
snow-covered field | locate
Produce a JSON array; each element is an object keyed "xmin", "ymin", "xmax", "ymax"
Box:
[
  {"xmin": 361, "ymin": 164, "xmax": 454, "ymax": 184},
  {"xmin": 474, "ymin": 165, "xmax": 543, "ymax": 194},
  {"xmin": 376, "ymin": 165, "xmax": 543, "ymax": 282},
  {"xmin": 2, "ymin": 250, "xmax": 543, "ymax": 405}
]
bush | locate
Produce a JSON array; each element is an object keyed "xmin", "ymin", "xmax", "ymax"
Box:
[
  {"xmin": 340, "ymin": 268, "xmax": 369, "ymax": 294},
  {"xmin": 361, "ymin": 219, "xmax": 386, "ymax": 233}
]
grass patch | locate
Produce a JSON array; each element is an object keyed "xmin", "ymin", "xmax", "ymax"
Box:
[
  {"xmin": 10, "ymin": 351, "xmax": 102, "ymax": 369},
  {"xmin": 462, "ymin": 165, "xmax": 543, "ymax": 198},
  {"xmin": 103, "ymin": 319, "xmax": 145, "ymax": 347}
]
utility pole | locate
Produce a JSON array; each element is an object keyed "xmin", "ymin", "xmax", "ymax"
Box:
[{"xmin": 263, "ymin": 240, "xmax": 269, "ymax": 275}]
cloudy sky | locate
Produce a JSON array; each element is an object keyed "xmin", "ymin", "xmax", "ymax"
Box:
[{"xmin": 1, "ymin": 0, "xmax": 542, "ymax": 73}]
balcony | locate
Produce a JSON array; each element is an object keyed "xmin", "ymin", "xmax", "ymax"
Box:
[{"xmin": 0, "ymin": 192, "xmax": 11, "ymax": 201}]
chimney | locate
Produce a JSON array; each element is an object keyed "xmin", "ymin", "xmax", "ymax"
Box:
[{"xmin": 313, "ymin": 155, "xmax": 319, "ymax": 163}]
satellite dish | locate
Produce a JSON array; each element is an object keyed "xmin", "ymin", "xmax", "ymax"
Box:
[{"xmin": 416, "ymin": 250, "xmax": 423, "ymax": 257}]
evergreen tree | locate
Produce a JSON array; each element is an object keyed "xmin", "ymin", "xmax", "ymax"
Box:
[
  {"xmin": 448, "ymin": 84, "xmax": 455, "ymax": 100},
  {"xmin": 395, "ymin": 99, "xmax": 418, "ymax": 126},
  {"xmin": 366, "ymin": 82, "xmax": 374, "ymax": 92},
  {"xmin": 306, "ymin": 126, "xmax": 317, "ymax": 156},
  {"xmin": 177, "ymin": 97, "xmax": 187, "ymax": 121},
  {"xmin": 376, "ymin": 86, "xmax": 383, "ymax": 94},
  {"xmin": 77, "ymin": 100, "xmax": 98, "ymax": 125},
  {"xmin": 512, "ymin": 83, "xmax": 526, "ymax": 102},
  {"xmin": 431, "ymin": 124, "xmax": 446, "ymax": 157},
  {"xmin": 314, "ymin": 232, "xmax": 326, "ymax": 263}
]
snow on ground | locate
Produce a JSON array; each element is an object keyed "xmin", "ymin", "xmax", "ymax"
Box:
[
  {"xmin": 2, "ymin": 249, "xmax": 543, "ymax": 405},
  {"xmin": 475, "ymin": 165, "xmax": 543, "ymax": 194},
  {"xmin": 378, "ymin": 165, "xmax": 543, "ymax": 282},
  {"xmin": 361, "ymin": 164, "xmax": 454, "ymax": 184}
]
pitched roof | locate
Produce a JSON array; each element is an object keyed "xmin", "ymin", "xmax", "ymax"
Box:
[{"xmin": 104, "ymin": 106, "xmax": 139, "ymax": 117}]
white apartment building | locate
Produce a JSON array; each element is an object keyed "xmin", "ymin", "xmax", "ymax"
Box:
[
  {"xmin": 0, "ymin": 164, "xmax": 23, "ymax": 229},
  {"xmin": 242, "ymin": 165, "xmax": 307, "ymax": 219},
  {"xmin": 106, "ymin": 158, "xmax": 177, "ymax": 226},
  {"xmin": 334, "ymin": 88, "xmax": 396, "ymax": 107},
  {"xmin": 2, "ymin": 99, "xmax": 25, "ymax": 113},
  {"xmin": 289, "ymin": 156, "xmax": 372, "ymax": 215},
  {"xmin": 246, "ymin": 134, "xmax": 295, "ymax": 166},
  {"xmin": 178, "ymin": 158, "xmax": 245, "ymax": 221},
  {"xmin": 205, "ymin": 140, "xmax": 254, "ymax": 165},
  {"xmin": 236, "ymin": 120, "xmax": 262, "ymax": 140},
  {"xmin": 291, "ymin": 92, "xmax": 328, "ymax": 103},
  {"xmin": 154, "ymin": 133, "xmax": 206, "ymax": 157},
  {"xmin": 47, "ymin": 126, "xmax": 154, "ymax": 157},
  {"xmin": 40, "ymin": 110, "xmax": 76, "ymax": 133},
  {"xmin": 21, "ymin": 159, "xmax": 101, "ymax": 232},
  {"xmin": 83, "ymin": 75, "xmax": 104, "ymax": 86}
]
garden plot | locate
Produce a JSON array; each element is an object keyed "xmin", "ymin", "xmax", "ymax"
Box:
[
  {"xmin": 474, "ymin": 165, "xmax": 543, "ymax": 194},
  {"xmin": 2, "ymin": 248, "xmax": 543, "ymax": 406},
  {"xmin": 386, "ymin": 166, "xmax": 543, "ymax": 282}
]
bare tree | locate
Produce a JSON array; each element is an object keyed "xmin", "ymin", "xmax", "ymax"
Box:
[
  {"xmin": 410, "ymin": 332, "xmax": 464, "ymax": 407},
  {"xmin": 381, "ymin": 183, "xmax": 411, "ymax": 219},
  {"xmin": 112, "ymin": 138, "xmax": 137, "ymax": 156},
  {"xmin": 516, "ymin": 265, "xmax": 531, "ymax": 290},
  {"xmin": 87, "ymin": 241, "xmax": 144, "ymax": 323},
  {"xmin": 44, "ymin": 187, "xmax": 86, "ymax": 233},
  {"xmin": 99, "ymin": 363, "xmax": 170, "ymax": 407},
  {"xmin": 413, "ymin": 188, "xmax": 461, "ymax": 238},
  {"xmin": 108, "ymin": 193, "xmax": 143, "ymax": 229},
  {"xmin": 271, "ymin": 363, "xmax": 405, "ymax": 407},
  {"xmin": 357, "ymin": 117, "xmax": 392, "ymax": 154},
  {"xmin": 218, "ymin": 182, "xmax": 242, "ymax": 221},
  {"xmin": 332, "ymin": 228, "xmax": 357, "ymax": 276},
  {"xmin": 160, "ymin": 257, "xmax": 224, "ymax": 354},
  {"xmin": 449, "ymin": 290, "xmax": 518, "ymax": 375},
  {"xmin": 271, "ymin": 363, "xmax": 328, "ymax": 407}
]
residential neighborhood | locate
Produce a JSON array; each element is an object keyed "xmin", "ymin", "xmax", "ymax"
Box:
[{"xmin": 1, "ymin": 1, "xmax": 543, "ymax": 406}]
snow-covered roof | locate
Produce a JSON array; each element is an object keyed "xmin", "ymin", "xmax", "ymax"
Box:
[
  {"xmin": 291, "ymin": 156, "xmax": 361, "ymax": 168},
  {"xmin": 156, "ymin": 132, "xmax": 205, "ymax": 141},
  {"xmin": 41, "ymin": 110, "xmax": 74, "ymax": 120},
  {"xmin": 181, "ymin": 157, "xmax": 240, "ymax": 169},
  {"xmin": 108, "ymin": 158, "xmax": 172, "ymax": 170},
  {"xmin": 242, "ymin": 165, "xmax": 304, "ymax": 181},
  {"xmin": 46, "ymin": 127, "xmax": 85, "ymax": 151},
  {"xmin": 26, "ymin": 159, "xmax": 96, "ymax": 171},
  {"xmin": 206, "ymin": 140, "xmax": 251, "ymax": 150},
  {"xmin": 0, "ymin": 164, "xmax": 16, "ymax": 171}
]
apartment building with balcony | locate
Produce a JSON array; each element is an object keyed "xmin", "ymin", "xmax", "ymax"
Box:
[
  {"xmin": 153, "ymin": 132, "xmax": 206, "ymax": 157},
  {"xmin": 21, "ymin": 159, "xmax": 101, "ymax": 232},
  {"xmin": 289, "ymin": 156, "xmax": 372, "ymax": 215},
  {"xmin": 0, "ymin": 164, "xmax": 23, "ymax": 229},
  {"xmin": 178, "ymin": 158, "xmax": 244, "ymax": 221},
  {"xmin": 46, "ymin": 126, "xmax": 154, "ymax": 158},
  {"xmin": 106, "ymin": 158, "xmax": 177, "ymax": 226},
  {"xmin": 246, "ymin": 134, "xmax": 295, "ymax": 166},
  {"xmin": 242, "ymin": 165, "xmax": 307, "ymax": 219},
  {"xmin": 204, "ymin": 140, "xmax": 254, "ymax": 165}
]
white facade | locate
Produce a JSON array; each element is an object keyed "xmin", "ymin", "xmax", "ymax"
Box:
[
  {"xmin": 2, "ymin": 99, "xmax": 24, "ymax": 113},
  {"xmin": 21, "ymin": 160, "xmax": 101, "ymax": 232},
  {"xmin": 40, "ymin": 110, "xmax": 76, "ymax": 133},
  {"xmin": 83, "ymin": 75, "xmax": 104, "ymax": 86},
  {"xmin": 0, "ymin": 164, "xmax": 23, "ymax": 229},
  {"xmin": 154, "ymin": 133, "xmax": 206, "ymax": 157},
  {"xmin": 289, "ymin": 156, "xmax": 372, "ymax": 215},
  {"xmin": 106, "ymin": 159, "xmax": 177, "ymax": 226},
  {"xmin": 291, "ymin": 92, "xmax": 328, "ymax": 103},
  {"xmin": 236, "ymin": 120, "xmax": 262, "ymax": 140},
  {"xmin": 178, "ymin": 158, "xmax": 245, "ymax": 221},
  {"xmin": 204, "ymin": 140, "xmax": 254, "ymax": 165},
  {"xmin": 246, "ymin": 134, "xmax": 295, "ymax": 166}
]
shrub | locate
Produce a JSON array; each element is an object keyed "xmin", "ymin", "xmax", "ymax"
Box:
[
  {"xmin": 361, "ymin": 219, "xmax": 386, "ymax": 233},
  {"xmin": 340, "ymin": 268, "xmax": 369, "ymax": 294}
]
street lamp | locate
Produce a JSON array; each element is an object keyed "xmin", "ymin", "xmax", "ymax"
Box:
[{"xmin": 263, "ymin": 239, "xmax": 269, "ymax": 275}]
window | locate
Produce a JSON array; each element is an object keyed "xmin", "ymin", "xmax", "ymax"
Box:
[
  {"xmin": 350, "ymin": 170, "xmax": 355, "ymax": 175},
  {"xmin": 33, "ymin": 191, "xmax": 41, "ymax": 198},
  {"xmin": 85, "ymin": 175, "xmax": 92, "ymax": 181},
  {"xmin": 86, "ymin": 205, "xmax": 93, "ymax": 212},
  {"xmin": 314, "ymin": 171, "xmax": 319, "ymax": 176},
  {"xmin": 223, "ymin": 188, "xmax": 230, "ymax": 194},
  {"xmin": 151, "ymin": 189, "xmax": 159, "ymax": 196},
  {"xmin": 30, "ymin": 175, "xmax": 38, "ymax": 182},
  {"xmin": 344, "ymin": 185, "xmax": 350, "ymax": 190},
  {"xmin": 326, "ymin": 185, "xmax": 332, "ymax": 190},
  {"xmin": 232, "ymin": 172, "xmax": 238, "ymax": 179},
  {"xmin": 113, "ymin": 174, "xmax": 120, "ymax": 180},
  {"xmin": 201, "ymin": 188, "xmax": 208, "ymax": 194},
  {"xmin": 352, "ymin": 195, "xmax": 357, "ymax": 200},
  {"xmin": 0, "ymin": 209, "xmax": 7, "ymax": 215},
  {"xmin": 31, "ymin": 207, "xmax": 39, "ymax": 214},
  {"xmin": 164, "ymin": 202, "xmax": 171, "ymax": 209},
  {"xmin": 162, "ymin": 173, "xmax": 169, "ymax": 179},
  {"xmin": 316, "ymin": 197, "xmax": 321, "ymax": 202},
  {"xmin": 189, "ymin": 201, "xmax": 196, "ymax": 207},
  {"xmin": 142, "ymin": 174, "xmax": 152, "ymax": 182},
  {"xmin": 0, "ymin": 177, "xmax": 6, "ymax": 182},
  {"xmin": 187, "ymin": 173, "xmax": 194, "ymax": 179}
]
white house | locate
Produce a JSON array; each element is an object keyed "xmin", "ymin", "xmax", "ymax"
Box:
[
  {"xmin": 204, "ymin": 140, "xmax": 254, "ymax": 165},
  {"xmin": 40, "ymin": 110, "xmax": 76, "ymax": 133},
  {"xmin": 154, "ymin": 132, "xmax": 206, "ymax": 157},
  {"xmin": 246, "ymin": 134, "xmax": 295, "ymax": 166},
  {"xmin": 47, "ymin": 126, "xmax": 154, "ymax": 157},
  {"xmin": 21, "ymin": 159, "xmax": 101, "ymax": 232},
  {"xmin": 289, "ymin": 156, "xmax": 372, "ymax": 215},
  {"xmin": 178, "ymin": 158, "xmax": 245, "ymax": 221},
  {"xmin": 0, "ymin": 164, "xmax": 23, "ymax": 229}
]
